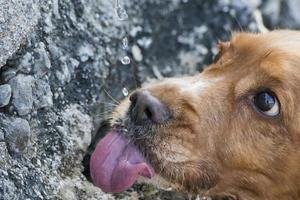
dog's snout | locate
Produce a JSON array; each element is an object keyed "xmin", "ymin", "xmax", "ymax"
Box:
[{"xmin": 129, "ymin": 90, "xmax": 170, "ymax": 125}]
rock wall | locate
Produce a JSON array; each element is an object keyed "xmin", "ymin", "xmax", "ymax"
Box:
[
  {"xmin": 0, "ymin": 0, "xmax": 40, "ymax": 66},
  {"xmin": 0, "ymin": 0, "xmax": 298, "ymax": 199}
]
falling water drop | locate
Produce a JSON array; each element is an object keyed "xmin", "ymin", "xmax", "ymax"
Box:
[
  {"xmin": 120, "ymin": 56, "xmax": 130, "ymax": 65},
  {"xmin": 115, "ymin": 5, "xmax": 128, "ymax": 20},
  {"xmin": 122, "ymin": 37, "xmax": 128, "ymax": 49},
  {"xmin": 122, "ymin": 88, "xmax": 129, "ymax": 97}
]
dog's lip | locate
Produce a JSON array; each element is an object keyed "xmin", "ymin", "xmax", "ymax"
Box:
[{"xmin": 90, "ymin": 130, "xmax": 155, "ymax": 193}]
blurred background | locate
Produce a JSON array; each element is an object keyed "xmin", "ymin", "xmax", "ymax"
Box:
[{"xmin": 1, "ymin": 0, "xmax": 300, "ymax": 199}]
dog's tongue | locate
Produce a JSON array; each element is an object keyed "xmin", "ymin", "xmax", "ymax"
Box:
[{"xmin": 90, "ymin": 131, "xmax": 155, "ymax": 193}]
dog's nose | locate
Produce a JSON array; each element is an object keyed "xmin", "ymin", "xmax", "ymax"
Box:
[{"xmin": 129, "ymin": 91, "xmax": 170, "ymax": 125}]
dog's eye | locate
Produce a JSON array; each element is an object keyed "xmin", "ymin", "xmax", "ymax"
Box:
[{"xmin": 253, "ymin": 91, "xmax": 280, "ymax": 116}]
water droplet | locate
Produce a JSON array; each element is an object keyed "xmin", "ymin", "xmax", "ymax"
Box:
[
  {"xmin": 122, "ymin": 37, "xmax": 128, "ymax": 49},
  {"xmin": 122, "ymin": 88, "xmax": 129, "ymax": 97},
  {"xmin": 115, "ymin": 5, "xmax": 128, "ymax": 20},
  {"xmin": 121, "ymin": 56, "xmax": 130, "ymax": 65}
]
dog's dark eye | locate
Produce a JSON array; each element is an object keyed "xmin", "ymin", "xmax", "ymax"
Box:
[{"xmin": 253, "ymin": 91, "xmax": 280, "ymax": 116}]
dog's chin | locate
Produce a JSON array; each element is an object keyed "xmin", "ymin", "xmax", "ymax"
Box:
[
  {"xmin": 137, "ymin": 176, "xmax": 217, "ymax": 199},
  {"xmin": 137, "ymin": 175, "xmax": 177, "ymax": 191}
]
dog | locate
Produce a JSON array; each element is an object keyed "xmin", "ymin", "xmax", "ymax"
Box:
[{"xmin": 90, "ymin": 30, "xmax": 300, "ymax": 200}]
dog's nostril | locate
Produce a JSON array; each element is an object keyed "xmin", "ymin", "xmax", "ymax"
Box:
[
  {"xmin": 129, "ymin": 92, "xmax": 138, "ymax": 105},
  {"xmin": 129, "ymin": 90, "xmax": 170, "ymax": 125},
  {"xmin": 144, "ymin": 107, "xmax": 152, "ymax": 120}
]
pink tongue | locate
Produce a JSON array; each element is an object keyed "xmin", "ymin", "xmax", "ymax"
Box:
[{"xmin": 90, "ymin": 131, "xmax": 155, "ymax": 193}]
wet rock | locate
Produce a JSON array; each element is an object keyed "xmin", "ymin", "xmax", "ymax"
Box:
[
  {"xmin": 9, "ymin": 74, "xmax": 34, "ymax": 116},
  {"xmin": 2, "ymin": 117, "xmax": 31, "ymax": 157},
  {"xmin": 0, "ymin": 84, "xmax": 11, "ymax": 107}
]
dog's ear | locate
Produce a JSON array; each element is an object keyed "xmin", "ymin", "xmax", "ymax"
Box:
[{"xmin": 213, "ymin": 40, "xmax": 231, "ymax": 63}]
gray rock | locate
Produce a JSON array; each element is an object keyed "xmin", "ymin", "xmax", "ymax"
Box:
[
  {"xmin": 18, "ymin": 52, "xmax": 33, "ymax": 74},
  {"xmin": 61, "ymin": 104, "xmax": 92, "ymax": 151},
  {"xmin": 2, "ymin": 117, "xmax": 31, "ymax": 157},
  {"xmin": 69, "ymin": 58, "xmax": 80, "ymax": 69},
  {"xmin": 55, "ymin": 57, "xmax": 72, "ymax": 85},
  {"xmin": 0, "ymin": 129, "xmax": 4, "ymax": 141},
  {"xmin": 77, "ymin": 43, "xmax": 95, "ymax": 62},
  {"xmin": 1, "ymin": 178, "xmax": 18, "ymax": 200},
  {"xmin": 0, "ymin": 0, "xmax": 40, "ymax": 66},
  {"xmin": 1, "ymin": 68, "xmax": 17, "ymax": 82},
  {"xmin": 32, "ymin": 42, "xmax": 52, "ymax": 78},
  {"xmin": 0, "ymin": 84, "xmax": 11, "ymax": 107},
  {"xmin": 9, "ymin": 74, "xmax": 34, "ymax": 116},
  {"xmin": 33, "ymin": 79, "xmax": 53, "ymax": 109}
]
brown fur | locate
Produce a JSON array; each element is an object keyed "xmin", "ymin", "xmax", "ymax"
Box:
[{"xmin": 111, "ymin": 30, "xmax": 300, "ymax": 200}]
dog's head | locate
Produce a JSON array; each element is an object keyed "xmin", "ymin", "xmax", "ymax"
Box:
[{"xmin": 90, "ymin": 30, "xmax": 300, "ymax": 200}]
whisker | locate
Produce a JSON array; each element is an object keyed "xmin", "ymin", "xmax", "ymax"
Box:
[
  {"xmin": 97, "ymin": 101, "xmax": 119, "ymax": 107},
  {"xmin": 103, "ymin": 88, "xmax": 120, "ymax": 105},
  {"xmin": 93, "ymin": 111, "xmax": 114, "ymax": 117},
  {"xmin": 232, "ymin": 14, "xmax": 243, "ymax": 32}
]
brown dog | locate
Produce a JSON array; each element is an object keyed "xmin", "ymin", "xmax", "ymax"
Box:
[{"xmin": 90, "ymin": 30, "xmax": 300, "ymax": 200}]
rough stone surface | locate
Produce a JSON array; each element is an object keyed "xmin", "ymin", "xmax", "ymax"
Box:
[
  {"xmin": 9, "ymin": 74, "xmax": 34, "ymax": 116},
  {"xmin": 0, "ymin": 84, "xmax": 11, "ymax": 107},
  {"xmin": 33, "ymin": 79, "xmax": 53, "ymax": 109},
  {"xmin": 2, "ymin": 117, "xmax": 31, "ymax": 157},
  {"xmin": 0, "ymin": 0, "xmax": 40, "ymax": 66},
  {"xmin": 0, "ymin": 0, "xmax": 297, "ymax": 200}
]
